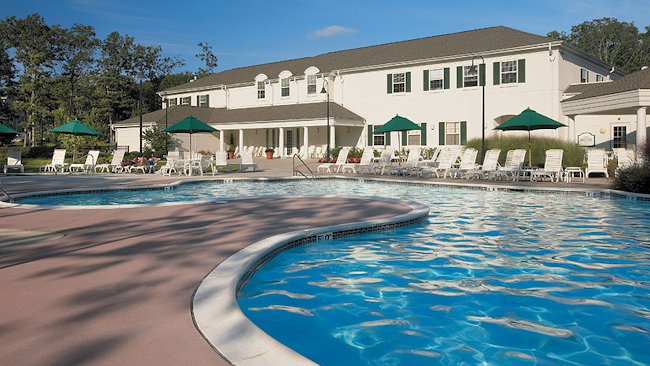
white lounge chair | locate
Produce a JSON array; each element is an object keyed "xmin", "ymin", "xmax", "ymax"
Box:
[
  {"xmin": 40, "ymin": 149, "xmax": 68, "ymax": 173},
  {"xmin": 464, "ymin": 149, "xmax": 501, "ymax": 180},
  {"xmin": 491, "ymin": 149, "xmax": 526, "ymax": 181},
  {"xmin": 585, "ymin": 149, "xmax": 609, "ymax": 178},
  {"xmin": 317, "ymin": 147, "xmax": 350, "ymax": 173},
  {"xmin": 531, "ymin": 149, "xmax": 564, "ymax": 182},
  {"xmin": 69, "ymin": 150, "xmax": 100, "ymax": 173},
  {"xmin": 422, "ymin": 146, "xmax": 461, "ymax": 178},
  {"xmin": 615, "ymin": 149, "xmax": 636, "ymax": 176},
  {"xmin": 342, "ymin": 147, "xmax": 374, "ymax": 174},
  {"xmin": 373, "ymin": 148, "xmax": 395, "ymax": 175},
  {"xmin": 388, "ymin": 147, "xmax": 423, "ymax": 176},
  {"xmin": 446, "ymin": 148, "xmax": 478, "ymax": 178},
  {"xmin": 209, "ymin": 151, "xmax": 231, "ymax": 174},
  {"xmin": 95, "ymin": 148, "xmax": 127, "ymax": 173},
  {"xmin": 4, "ymin": 150, "xmax": 24, "ymax": 173},
  {"xmin": 239, "ymin": 150, "xmax": 258, "ymax": 172},
  {"xmin": 158, "ymin": 150, "xmax": 180, "ymax": 176}
]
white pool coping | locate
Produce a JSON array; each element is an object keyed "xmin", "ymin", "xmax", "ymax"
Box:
[{"xmin": 191, "ymin": 195, "xmax": 429, "ymax": 366}]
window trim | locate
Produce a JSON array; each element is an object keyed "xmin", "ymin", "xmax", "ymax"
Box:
[
  {"xmin": 180, "ymin": 96, "xmax": 191, "ymax": 106},
  {"xmin": 407, "ymin": 130, "xmax": 421, "ymax": 145},
  {"xmin": 445, "ymin": 121, "xmax": 461, "ymax": 145},
  {"xmin": 500, "ymin": 60, "xmax": 518, "ymax": 84},
  {"xmin": 257, "ymin": 81, "xmax": 266, "ymax": 99},
  {"xmin": 373, "ymin": 126, "xmax": 386, "ymax": 146},
  {"xmin": 168, "ymin": 98, "xmax": 177, "ymax": 107},
  {"xmin": 463, "ymin": 66, "xmax": 478, "ymax": 87},
  {"xmin": 428, "ymin": 68, "xmax": 444, "ymax": 90},
  {"xmin": 392, "ymin": 72, "xmax": 406, "ymax": 93},
  {"xmin": 281, "ymin": 77, "xmax": 290, "ymax": 97},
  {"xmin": 306, "ymin": 75, "xmax": 317, "ymax": 95},
  {"xmin": 612, "ymin": 125, "xmax": 627, "ymax": 149},
  {"xmin": 198, "ymin": 94, "xmax": 209, "ymax": 107},
  {"xmin": 580, "ymin": 68, "xmax": 589, "ymax": 83}
]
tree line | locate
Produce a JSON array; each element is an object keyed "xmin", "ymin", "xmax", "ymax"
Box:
[
  {"xmin": 0, "ymin": 14, "xmax": 648, "ymax": 150},
  {"xmin": 0, "ymin": 13, "xmax": 217, "ymax": 148}
]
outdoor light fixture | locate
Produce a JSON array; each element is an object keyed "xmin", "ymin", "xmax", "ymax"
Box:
[
  {"xmin": 470, "ymin": 55, "xmax": 486, "ymax": 162},
  {"xmin": 162, "ymin": 95, "xmax": 169, "ymax": 154},
  {"xmin": 137, "ymin": 72, "xmax": 145, "ymax": 154},
  {"xmin": 320, "ymin": 79, "xmax": 331, "ymax": 161}
]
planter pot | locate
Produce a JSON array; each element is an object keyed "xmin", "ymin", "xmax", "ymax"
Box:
[
  {"xmin": 227, "ymin": 151, "xmax": 235, "ymax": 159},
  {"xmin": 265, "ymin": 152, "xmax": 274, "ymax": 159}
]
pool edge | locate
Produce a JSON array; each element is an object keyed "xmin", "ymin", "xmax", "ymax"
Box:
[{"xmin": 191, "ymin": 196, "xmax": 429, "ymax": 366}]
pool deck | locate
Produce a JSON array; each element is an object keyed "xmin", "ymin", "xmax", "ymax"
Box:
[{"xmin": 0, "ymin": 157, "xmax": 617, "ymax": 365}]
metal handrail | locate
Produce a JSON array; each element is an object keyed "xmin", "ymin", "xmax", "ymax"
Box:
[
  {"xmin": 292, "ymin": 154, "xmax": 315, "ymax": 178},
  {"xmin": 0, "ymin": 178, "xmax": 14, "ymax": 203}
]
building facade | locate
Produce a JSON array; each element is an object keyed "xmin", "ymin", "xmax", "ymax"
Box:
[{"xmin": 114, "ymin": 26, "xmax": 647, "ymax": 157}]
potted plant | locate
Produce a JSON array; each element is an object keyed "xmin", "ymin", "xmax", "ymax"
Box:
[
  {"xmin": 264, "ymin": 148, "xmax": 275, "ymax": 159},
  {"xmin": 227, "ymin": 145, "xmax": 235, "ymax": 159}
]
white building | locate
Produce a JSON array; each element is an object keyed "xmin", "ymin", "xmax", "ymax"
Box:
[{"xmin": 115, "ymin": 26, "xmax": 650, "ymax": 157}]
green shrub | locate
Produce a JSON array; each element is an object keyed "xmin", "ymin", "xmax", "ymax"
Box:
[
  {"xmin": 347, "ymin": 147, "xmax": 363, "ymax": 158},
  {"xmin": 613, "ymin": 164, "xmax": 650, "ymax": 193},
  {"xmin": 466, "ymin": 136, "xmax": 585, "ymax": 167}
]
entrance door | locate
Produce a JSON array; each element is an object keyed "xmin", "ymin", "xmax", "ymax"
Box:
[{"xmin": 286, "ymin": 130, "xmax": 293, "ymax": 155}]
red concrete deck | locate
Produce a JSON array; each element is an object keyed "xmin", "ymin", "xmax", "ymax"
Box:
[{"xmin": 0, "ymin": 197, "xmax": 411, "ymax": 365}]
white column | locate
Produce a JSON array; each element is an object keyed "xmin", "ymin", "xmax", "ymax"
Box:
[
  {"xmin": 567, "ymin": 115, "xmax": 576, "ymax": 143},
  {"xmin": 279, "ymin": 127, "xmax": 285, "ymax": 158},
  {"xmin": 238, "ymin": 129, "xmax": 244, "ymax": 152},
  {"xmin": 303, "ymin": 126, "xmax": 309, "ymax": 158},
  {"xmin": 361, "ymin": 124, "xmax": 368, "ymax": 147},
  {"xmin": 219, "ymin": 130, "xmax": 225, "ymax": 151},
  {"xmin": 637, "ymin": 107, "xmax": 647, "ymax": 161},
  {"xmin": 329, "ymin": 125, "xmax": 336, "ymax": 148}
]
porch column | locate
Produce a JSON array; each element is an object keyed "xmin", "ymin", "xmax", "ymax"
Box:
[
  {"xmin": 279, "ymin": 127, "xmax": 285, "ymax": 158},
  {"xmin": 219, "ymin": 130, "xmax": 225, "ymax": 151},
  {"xmin": 567, "ymin": 115, "xmax": 576, "ymax": 143},
  {"xmin": 361, "ymin": 124, "xmax": 368, "ymax": 146},
  {"xmin": 329, "ymin": 125, "xmax": 336, "ymax": 149},
  {"xmin": 303, "ymin": 126, "xmax": 309, "ymax": 158},
  {"xmin": 238, "ymin": 129, "xmax": 244, "ymax": 152},
  {"xmin": 637, "ymin": 107, "xmax": 647, "ymax": 161}
]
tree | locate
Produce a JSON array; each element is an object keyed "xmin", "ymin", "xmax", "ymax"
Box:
[
  {"xmin": 57, "ymin": 24, "xmax": 98, "ymax": 118},
  {"xmin": 196, "ymin": 42, "xmax": 218, "ymax": 77},
  {"xmin": 549, "ymin": 18, "xmax": 649, "ymax": 73}
]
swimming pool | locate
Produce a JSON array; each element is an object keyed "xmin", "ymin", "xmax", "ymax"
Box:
[
  {"xmin": 11, "ymin": 179, "xmax": 650, "ymax": 364},
  {"xmin": 230, "ymin": 180, "xmax": 650, "ymax": 365}
]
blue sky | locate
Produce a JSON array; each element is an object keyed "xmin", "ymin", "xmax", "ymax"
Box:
[{"xmin": 3, "ymin": 0, "xmax": 649, "ymax": 74}]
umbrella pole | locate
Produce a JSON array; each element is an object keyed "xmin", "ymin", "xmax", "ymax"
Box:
[{"xmin": 528, "ymin": 130, "xmax": 532, "ymax": 167}]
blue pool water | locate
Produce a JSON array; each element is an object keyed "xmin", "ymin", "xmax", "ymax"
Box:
[{"xmin": 15, "ymin": 180, "xmax": 650, "ymax": 364}]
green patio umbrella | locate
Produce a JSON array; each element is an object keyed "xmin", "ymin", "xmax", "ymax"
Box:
[
  {"xmin": 164, "ymin": 116, "xmax": 218, "ymax": 156},
  {"xmin": 50, "ymin": 120, "xmax": 101, "ymax": 160},
  {"xmin": 374, "ymin": 114, "xmax": 422, "ymax": 149},
  {"xmin": 494, "ymin": 108, "xmax": 566, "ymax": 167},
  {"xmin": 0, "ymin": 123, "xmax": 19, "ymax": 135}
]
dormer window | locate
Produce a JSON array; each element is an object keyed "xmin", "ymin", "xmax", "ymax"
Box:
[
  {"xmin": 257, "ymin": 81, "xmax": 265, "ymax": 99},
  {"xmin": 307, "ymin": 75, "xmax": 317, "ymax": 94},
  {"xmin": 281, "ymin": 78, "xmax": 290, "ymax": 97}
]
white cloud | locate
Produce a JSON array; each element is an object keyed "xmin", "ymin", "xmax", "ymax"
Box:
[{"xmin": 311, "ymin": 25, "xmax": 357, "ymax": 38}]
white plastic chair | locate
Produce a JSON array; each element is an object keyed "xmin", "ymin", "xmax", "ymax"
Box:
[
  {"xmin": 491, "ymin": 149, "xmax": 526, "ymax": 181},
  {"xmin": 158, "ymin": 150, "xmax": 180, "ymax": 176},
  {"xmin": 95, "ymin": 148, "xmax": 127, "ymax": 173},
  {"xmin": 585, "ymin": 149, "xmax": 609, "ymax": 178},
  {"xmin": 446, "ymin": 148, "xmax": 478, "ymax": 178},
  {"xmin": 531, "ymin": 149, "xmax": 564, "ymax": 182},
  {"xmin": 209, "ymin": 151, "xmax": 231, "ymax": 174},
  {"xmin": 40, "ymin": 149, "xmax": 68, "ymax": 173},
  {"xmin": 4, "ymin": 150, "xmax": 24, "ymax": 173},
  {"xmin": 317, "ymin": 148, "xmax": 350, "ymax": 173},
  {"xmin": 239, "ymin": 150, "xmax": 258, "ymax": 172},
  {"xmin": 464, "ymin": 149, "xmax": 501, "ymax": 180},
  {"xmin": 69, "ymin": 150, "xmax": 100, "ymax": 173}
]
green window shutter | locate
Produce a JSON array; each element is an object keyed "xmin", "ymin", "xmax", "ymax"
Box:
[
  {"xmin": 420, "ymin": 123, "xmax": 427, "ymax": 145},
  {"xmin": 518, "ymin": 59, "xmax": 526, "ymax": 83},
  {"xmin": 205, "ymin": 94, "xmax": 209, "ymax": 107},
  {"xmin": 493, "ymin": 62, "xmax": 501, "ymax": 85},
  {"xmin": 401, "ymin": 130, "xmax": 408, "ymax": 146},
  {"xmin": 456, "ymin": 66, "xmax": 463, "ymax": 88},
  {"xmin": 367, "ymin": 124, "xmax": 373, "ymax": 146},
  {"xmin": 460, "ymin": 121, "xmax": 467, "ymax": 145},
  {"xmin": 423, "ymin": 70, "xmax": 429, "ymax": 91},
  {"xmin": 443, "ymin": 68, "xmax": 450, "ymax": 89},
  {"xmin": 385, "ymin": 131, "xmax": 391, "ymax": 145},
  {"xmin": 479, "ymin": 64, "xmax": 486, "ymax": 86},
  {"xmin": 439, "ymin": 122, "xmax": 445, "ymax": 145},
  {"xmin": 196, "ymin": 95, "xmax": 200, "ymax": 106},
  {"xmin": 387, "ymin": 74, "xmax": 393, "ymax": 93},
  {"xmin": 406, "ymin": 72, "xmax": 411, "ymax": 92}
]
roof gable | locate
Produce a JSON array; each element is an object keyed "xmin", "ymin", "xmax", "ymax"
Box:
[{"xmin": 567, "ymin": 67, "xmax": 650, "ymax": 101}]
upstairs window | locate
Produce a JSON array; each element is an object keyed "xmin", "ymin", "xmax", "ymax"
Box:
[
  {"xmin": 307, "ymin": 75, "xmax": 317, "ymax": 94},
  {"xmin": 198, "ymin": 94, "xmax": 209, "ymax": 107},
  {"xmin": 393, "ymin": 72, "xmax": 405, "ymax": 93},
  {"xmin": 428, "ymin": 69, "xmax": 443, "ymax": 90},
  {"xmin": 463, "ymin": 66, "xmax": 478, "ymax": 87},
  {"xmin": 180, "ymin": 96, "xmax": 191, "ymax": 106},
  {"xmin": 257, "ymin": 81, "xmax": 265, "ymax": 99},
  {"xmin": 501, "ymin": 61, "xmax": 518, "ymax": 84},
  {"xmin": 580, "ymin": 68, "xmax": 589, "ymax": 83},
  {"xmin": 281, "ymin": 78, "xmax": 290, "ymax": 97}
]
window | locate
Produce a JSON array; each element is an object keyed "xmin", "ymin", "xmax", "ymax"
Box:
[
  {"xmin": 445, "ymin": 122, "xmax": 460, "ymax": 145},
  {"xmin": 257, "ymin": 81, "xmax": 265, "ymax": 99},
  {"xmin": 392, "ymin": 72, "xmax": 406, "ymax": 93},
  {"xmin": 407, "ymin": 130, "xmax": 421, "ymax": 145},
  {"xmin": 180, "ymin": 96, "xmax": 191, "ymax": 106},
  {"xmin": 463, "ymin": 66, "xmax": 478, "ymax": 87},
  {"xmin": 198, "ymin": 94, "xmax": 209, "ymax": 107},
  {"xmin": 613, "ymin": 126, "xmax": 627, "ymax": 148},
  {"xmin": 168, "ymin": 98, "xmax": 177, "ymax": 106},
  {"xmin": 307, "ymin": 75, "xmax": 317, "ymax": 94},
  {"xmin": 281, "ymin": 78, "xmax": 290, "ymax": 97},
  {"xmin": 501, "ymin": 61, "xmax": 518, "ymax": 84},
  {"xmin": 580, "ymin": 68, "xmax": 589, "ymax": 83},
  {"xmin": 596, "ymin": 74, "xmax": 604, "ymax": 82},
  {"xmin": 428, "ymin": 69, "xmax": 443, "ymax": 90},
  {"xmin": 373, "ymin": 126, "xmax": 385, "ymax": 145}
]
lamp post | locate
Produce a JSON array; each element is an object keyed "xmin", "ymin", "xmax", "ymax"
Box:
[
  {"xmin": 162, "ymin": 96, "xmax": 169, "ymax": 154},
  {"xmin": 470, "ymin": 55, "xmax": 485, "ymax": 162},
  {"xmin": 137, "ymin": 72, "xmax": 145, "ymax": 154},
  {"xmin": 320, "ymin": 79, "xmax": 331, "ymax": 162}
]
